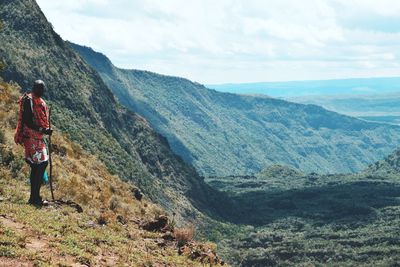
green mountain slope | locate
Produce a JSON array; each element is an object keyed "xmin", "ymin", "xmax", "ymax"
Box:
[
  {"xmin": 0, "ymin": 0, "xmax": 229, "ymax": 223},
  {"xmin": 72, "ymin": 43, "xmax": 400, "ymax": 176}
]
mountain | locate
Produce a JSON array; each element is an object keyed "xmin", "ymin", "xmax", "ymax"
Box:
[
  {"xmin": 365, "ymin": 147, "xmax": 400, "ymax": 176},
  {"xmin": 207, "ymin": 77, "xmax": 400, "ymax": 98},
  {"xmin": 289, "ymin": 94, "xmax": 400, "ymax": 125},
  {"xmin": 210, "ymin": 78, "xmax": 400, "ymax": 125},
  {"xmin": 71, "ymin": 43, "xmax": 400, "ymax": 176},
  {"xmin": 4, "ymin": 1, "xmax": 400, "ymax": 266},
  {"xmin": 0, "ymin": 80, "xmax": 224, "ymax": 266},
  {"xmin": 0, "ymin": 0, "xmax": 230, "ymax": 224}
]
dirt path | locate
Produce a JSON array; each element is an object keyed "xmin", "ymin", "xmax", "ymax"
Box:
[
  {"xmin": 94, "ymin": 250, "xmax": 119, "ymax": 266},
  {"xmin": 0, "ymin": 215, "xmax": 48, "ymax": 252},
  {"xmin": 0, "ymin": 215, "xmax": 86, "ymax": 267},
  {"xmin": 0, "ymin": 257, "xmax": 33, "ymax": 267},
  {"xmin": 0, "ymin": 215, "xmax": 26, "ymax": 233}
]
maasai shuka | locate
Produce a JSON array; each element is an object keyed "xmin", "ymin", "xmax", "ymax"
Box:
[{"xmin": 15, "ymin": 93, "xmax": 49, "ymax": 164}]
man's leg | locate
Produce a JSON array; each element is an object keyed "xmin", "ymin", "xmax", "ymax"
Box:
[
  {"xmin": 29, "ymin": 161, "xmax": 48, "ymax": 205},
  {"xmin": 35, "ymin": 161, "xmax": 48, "ymax": 203},
  {"xmin": 28, "ymin": 163, "xmax": 39, "ymax": 204}
]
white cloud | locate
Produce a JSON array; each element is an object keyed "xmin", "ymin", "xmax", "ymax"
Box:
[{"xmin": 36, "ymin": 0, "xmax": 400, "ymax": 83}]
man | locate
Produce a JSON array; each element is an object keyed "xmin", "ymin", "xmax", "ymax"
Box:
[{"xmin": 14, "ymin": 80, "xmax": 53, "ymax": 206}]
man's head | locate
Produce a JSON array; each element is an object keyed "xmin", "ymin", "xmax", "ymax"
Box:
[{"xmin": 32, "ymin": 80, "xmax": 45, "ymax": 97}]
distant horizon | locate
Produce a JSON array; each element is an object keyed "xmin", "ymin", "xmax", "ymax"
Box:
[
  {"xmin": 206, "ymin": 75, "xmax": 400, "ymax": 86},
  {"xmin": 207, "ymin": 76, "xmax": 400, "ymax": 98},
  {"xmin": 69, "ymin": 41, "xmax": 400, "ymax": 86}
]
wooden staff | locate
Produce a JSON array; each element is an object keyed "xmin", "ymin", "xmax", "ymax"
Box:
[{"xmin": 48, "ymin": 106, "xmax": 55, "ymax": 202}]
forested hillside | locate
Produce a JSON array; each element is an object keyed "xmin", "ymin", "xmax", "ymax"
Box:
[
  {"xmin": 0, "ymin": 0, "xmax": 230, "ymax": 224},
  {"xmin": 72, "ymin": 43, "xmax": 400, "ymax": 176}
]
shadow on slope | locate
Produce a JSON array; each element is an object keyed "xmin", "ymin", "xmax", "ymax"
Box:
[{"xmin": 223, "ymin": 179, "xmax": 400, "ymax": 226}]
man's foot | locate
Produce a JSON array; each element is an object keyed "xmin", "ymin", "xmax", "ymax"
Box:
[
  {"xmin": 28, "ymin": 197, "xmax": 44, "ymax": 207},
  {"xmin": 28, "ymin": 201, "xmax": 42, "ymax": 207}
]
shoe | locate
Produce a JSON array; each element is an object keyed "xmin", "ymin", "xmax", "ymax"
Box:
[{"xmin": 28, "ymin": 197, "xmax": 43, "ymax": 207}]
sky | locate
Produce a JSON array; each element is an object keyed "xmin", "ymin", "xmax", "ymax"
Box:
[{"xmin": 36, "ymin": 0, "xmax": 400, "ymax": 84}]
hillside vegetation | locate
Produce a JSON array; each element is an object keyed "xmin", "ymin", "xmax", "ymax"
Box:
[
  {"xmin": 4, "ymin": 1, "xmax": 400, "ymax": 266},
  {"xmin": 206, "ymin": 156, "xmax": 400, "ymax": 266},
  {"xmin": 0, "ymin": 80, "xmax": 225, "ymax": 266},
  {"xmin": 0, "ymin": 0, "xmax": 230, "ymax": 224},
  {"xmin": 71, "ymin": 43, "xmax": 400, "ymax": 176}
]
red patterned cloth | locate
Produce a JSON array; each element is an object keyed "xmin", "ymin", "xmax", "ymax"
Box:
[
  {"xmin": 15, "ymin": 93, "xmax": 49, "ymax": 164},
  {"xmin": 23, "ymin": 137, "xmax": 48, "ymax": 164}
]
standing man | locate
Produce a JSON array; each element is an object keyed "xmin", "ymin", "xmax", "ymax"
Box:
[{"xmin": 14, "ymin": 80, "xmax": 53, "ymax": 206}]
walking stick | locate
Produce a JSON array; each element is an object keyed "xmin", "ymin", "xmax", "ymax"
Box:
[{"xmin": 48, "ymin": 106, "xmax": 55, "ymax": 202}]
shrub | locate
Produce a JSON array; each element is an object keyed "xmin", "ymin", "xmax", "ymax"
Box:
[
  {"xmin": 174, "ymin": 226, "xmax": 195, "ymax": 247},
  {"xmin": 109, "ymin": 196, "xmax": 121, "ymax": 211},
  {"xmin": 0, "ymin": 146, "xmax": 14, "ymax": 166},
  {"xmin": 70, "ymin": 142, "xmax": 82, "ymax": 158},
  {"xmin": 9, "ymin": 155, "xmax": 25, "ymax": 177}
]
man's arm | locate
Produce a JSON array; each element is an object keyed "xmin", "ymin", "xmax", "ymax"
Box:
[{"xmin": 22, "ymin": 98, "xmax": 40, "ymax": 131}]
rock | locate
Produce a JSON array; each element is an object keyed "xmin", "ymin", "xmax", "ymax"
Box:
[
  {"xmin": 133, "ymin": 188, "xmax": 143, "ymax": 201},
  {"xmin": 142, "ymin": 215, "xmax": 168, "ymax": 232},
  {"xmin": 190, "ymin": 250, "xmax": 202, "ymax": 260},
  {"xmin": 84, "ymin": 220, "xmax": 97, "ymax": 228},
  {"xmin": 178, "ymin": 244, "xmax": 191, "ymax": 255},
  {"xmin": 162, "ymin": 232, "xmax": 175, "ymax": 241},
  {"xmin": 178, "ymin": 242, "xmax": 224, "ymax": 265},
  {"xmin": 156, "ymin": 238, "xmax": 167, "ymax": 248},
  {"xmin": 54, "ymin": 200, "xmax": 83, "ymax": 213}
]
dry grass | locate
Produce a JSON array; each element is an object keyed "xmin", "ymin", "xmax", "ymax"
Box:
[
  {"xmin": 174, "ymin": 225, "xmax": 196, "ymax": 247},
  {"xmin": 0, "ymin": 79, "xmax": 226, "ymax": 266},
  {"xmin": 0, "ymin": 79, "xmax": 162, "ymax": 223}
]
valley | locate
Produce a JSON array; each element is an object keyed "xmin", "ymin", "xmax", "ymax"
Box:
[
  {"xmin": 289, "ymin": 94, "xmax": 400, "ymax": 125},
  {"xmin": 209, "ymin": 78, "xmax": 400, "ymax": 126},
  {"xmin": 71, "ymin": 43, "xmax": 400, "ymax": 265},
  {"xmin": 72, "ymin": 43, "xmax": 400, "ymax": 177},
  {"xmin": 205, "ymin": 153, "xmax": 400, "ymax": 266},
  {"xmin": 2, "ymin": 1, "xmax": 400, "ymax": 266}
]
